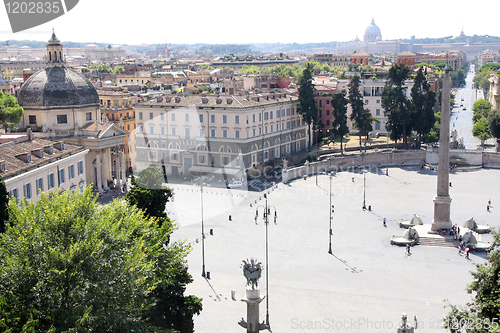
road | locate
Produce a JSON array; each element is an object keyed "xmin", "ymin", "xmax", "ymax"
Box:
[{"xmin": 451, "ymin": 64, "xmax": 492, "ymax": 150}]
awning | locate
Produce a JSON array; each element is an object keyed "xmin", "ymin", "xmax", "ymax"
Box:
[{"xmin": 189, "ymin": 165, "xmax": 242, "ymax": 175}]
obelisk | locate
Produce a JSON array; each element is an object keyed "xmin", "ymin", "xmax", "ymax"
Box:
[{"xmin": 431, "ymin": 67, "xmax": 452, "ymax": 231}]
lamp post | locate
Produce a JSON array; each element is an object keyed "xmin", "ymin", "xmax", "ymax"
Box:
[
  {"xmin": 361, "ymin": 152, "xmax": 366, "ymax": 210},
  {"xmin": 199, "ymin": 176, "xmax": 206, "ymax": 278},
  {"xmin": 329, "ymin": 174, "xmax": 334, "ymax": 254},
  {"xmin": 255, "ymin": 193, "xmax": 277, "ymax": 328},
  {"xmin": 386, "ymin": 133, "xmax": 389, "ymax": 176}
]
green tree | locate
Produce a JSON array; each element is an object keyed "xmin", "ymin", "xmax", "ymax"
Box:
[
  {"xmin": 472, "ymin": 98, "xmax": 492, "ymax": 123},
  {"xmin": 443, "ymin": 229, "xmax": 500, "ymax": 333},
  {"xmin": 0, "ymin": 188, "xmax": 195, "ymax": 332},
  {"xmin": 297, "ymin": 63, "xmax": 318, "ymax": 151},
  {"xmin": 0, "ymin": 92, "xmax": 24, "ymax": 131},
  {"xmin": 358, "ymin": 109, "xmax": 378, "ymax": 143},
  {"xmin": 381, "ymin": 64, "xmax": 412, "ymax": 148},
  {"xmin": 473, "ymin": 116, "xmax": 491, "ymax": 143},
  {"xmin": 348, "ymin": 75, "xmax": 364, "ymax": 146},
  {"xmin": 410, "ymin": 67, "xmax": 436, "ymax": 148},
  {"xmin": 126, "ymin": 166, "xmax": 173, "ymax": 225},
  {"xmin": 0, "ymin": 175, "xmax": 8, "ymax": 233},
  {"xmin": 330, "ymin": 93, "xmax": 349, "ymax": 154},
  {"xmin": 488, "ymin": 109, "xmax": 500, "ymax": 146},
  {"xmin": 113, "ymin": 65, "xmax": 124, "ymax": 74}
]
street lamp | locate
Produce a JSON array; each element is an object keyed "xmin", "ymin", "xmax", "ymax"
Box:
[
  {"xmin": 199, "ymin": 176, "xmax": 206, "ymax": 278},
  {"xmin": 255, "ymin": 193, "xmax": 277, "ymax": 328},
  {"xmin": 386, "ymin": 133, "xmax": 389, "ymax": 176},
  {"xmin": 329, "ymin": 175, "xmax": 334, "ymax": 254}
]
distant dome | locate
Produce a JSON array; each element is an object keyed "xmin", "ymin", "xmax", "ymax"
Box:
[
  {"xmin": 17, "ymin": 66, "xmax": 99, "ymax": 109},
  {"xmin": 364, "ymin": 18, "xmax": 382, "ymax": 43}
]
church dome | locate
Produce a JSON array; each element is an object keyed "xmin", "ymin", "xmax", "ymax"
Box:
[
  {"xmin": 17, "ymin": 66, "xmax": 99, "ymax": 109},
  {"xmin": 364, "ymin": 18, "xmax": 382, "ymax": 43}
]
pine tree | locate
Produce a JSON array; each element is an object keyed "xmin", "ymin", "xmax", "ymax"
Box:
[
  {"xmin": 348, "ymin": 75, "xmax": 364, "ymax": 146},
  {"xmin": 297, "ymin": 63, "xmax": 318, "ymax": 151}
]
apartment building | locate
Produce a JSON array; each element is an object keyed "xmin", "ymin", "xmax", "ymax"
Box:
[
  {"xmin": 1, "ymin": 135, "xmax": 89, "ymax": 204},
  {"xmin": 314, "ymin": 85, "xmax": 337, "ymax": 136},
  {"xmin": 134, "ymin": 92, "xmax": 307, "ymax": 178}
]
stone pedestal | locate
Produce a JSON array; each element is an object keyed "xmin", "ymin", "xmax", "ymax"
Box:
[
  {"xmin": 432, "ymin": 195, "xmax": 452, "ymax": 231},
  {"xmin": 238, "ymin": 288, "xmax": 267, "ymax": 333}
]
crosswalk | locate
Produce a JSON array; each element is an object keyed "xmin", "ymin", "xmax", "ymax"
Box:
[{"xmin": 248, "ymin": 179, "xmax": 275, "ymax": 189}]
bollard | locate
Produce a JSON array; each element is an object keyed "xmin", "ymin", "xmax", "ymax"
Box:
[
  {"xmin": 210, "ymin": 229, "xmax": 213, "ymax": 235},
  {"xmin": 229, "ymin": 215, "xmax": 232, "ymax": 221},
  {"xmin": 369, "ymin": 205, "xmax": 372, "ymax": 211},
  {"xmin": 206, "ymin": 271, "xmax": 210, "ymax": 279}
]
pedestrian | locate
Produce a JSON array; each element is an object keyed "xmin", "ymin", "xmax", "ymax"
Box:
[
  {"xmin": 405, "ymin": 244, "xmax": 411, "ymax": 255},
  {"xmin": 383, "ymin": 218, "xmax": 387, "ymax": 227},
  {"xmin": 254, "ymin": 215, "xmax": 258, "ymax": 224},
  {"xmin": 489, "ymin": 199, "xmax": 492, "ymax": 206},
  {"xmin": 465, "ymin": 246, "xmax": 470, "ymax": 259},
  {"xmin": 487, "ymin": 204, "xmax": 490, "ymax": 212}
]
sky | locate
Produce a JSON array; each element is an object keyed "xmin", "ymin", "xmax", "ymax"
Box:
[{"xmin": 0, "ymin": 0, "xmax": 498, "ymax": 46}]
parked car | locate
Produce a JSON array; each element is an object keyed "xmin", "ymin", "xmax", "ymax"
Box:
[{"xmin": 227, "ymin": 181, "xmax": 243, "ymax": 189}]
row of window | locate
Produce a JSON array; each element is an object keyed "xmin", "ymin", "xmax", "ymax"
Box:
[
  {"xmin": 138, "ymin": 108, "xmax": 296, "ymax": 125},
  {"xmin": 9, "ymin": 160, "xmax": 84, "ymax": 200},
  {"xmin": 28, "ymin": 113, "xmax": 94, "ymax": 125}
]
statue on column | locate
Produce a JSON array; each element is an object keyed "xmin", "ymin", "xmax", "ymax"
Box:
[{"xmin": 238, "ymin": 258, "xmax": 268, "ymax": 333}]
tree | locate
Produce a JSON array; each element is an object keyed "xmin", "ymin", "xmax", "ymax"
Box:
[
  {"xmin": 357, "ymin": 108, "xmax": 378, "ymax": 142},
  {"xmin": 0, "ymin": 187, "xmax": 200, "ymax": 332},
  {"xmin": 488, "ymin": 109, "xmax": 500, "ymax": 145},
  {"xmin": 330, "ymin": 93, "xmax": 349, "ymax": 154},
  {"xmin": 113, "ymin": 65, "xmax": 124, "ymax": 74},
  {"xmin": 126, "ymin": 165, "xmax": 173, "ymax": 225},
  {"xmin": 297, "ymin": 63, "xmax": 318, "ymax": 151},
  {"xmin": 348, "ymin": 75, "xmax": 364, "ymax": 146},
  {"xmin": 0, "ymin": 175, "xmax": 8, "ymax": 233},
  {"xmin": 381, "ymin": 64, "xmax": 412, "ymax": 148},
  {"xmin": 410, "ymin": 67, "xmax": 436, "ymax": 148},
  {"xmin": 473, "ymin": 98, "xmax": 492, "ymax": 123},
  {"xmin": 0, "ymin": 92, "xmax": 24, "ymax": 131},
  {"xmin": 473, "ymin": 116, "xmax": 491, "ymax": 143},
  {"xmin": 443, "ymin": 229, "xmax": 500, "ymax": 333}
]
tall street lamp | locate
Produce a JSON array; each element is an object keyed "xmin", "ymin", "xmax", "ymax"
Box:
[
  {"xmin": 255, "ymin": 193, "xmax": 277, "ymax": 328},
  {"xmin": 199, "ymin": 176, "xmax": 206, "ymax": 278},
  {"xmin": 386, "ymin": 133, "xmax": 389, "ymax": 176},
  {"xmin": 329, "ymin": 174, "xmax": 334, "ymax": 254}
]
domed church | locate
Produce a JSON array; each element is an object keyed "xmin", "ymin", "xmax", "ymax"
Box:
[
  {"xmin": 363, "ymin": 18, "xmax": 382, "ymax": 43},
  {"xmin": 17, "ymin": 32, "xmax": 129, "ymax": 193}
]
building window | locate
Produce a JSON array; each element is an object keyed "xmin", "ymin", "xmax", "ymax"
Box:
[
  {"xmin": 86, "ymin": 112, "xmax": 92, "ymax": 121},
  {"xmin": 364, "ymin": 100, "xmax": 369, "ymax": 105},
  {"xmin": 185, "ymin": 114, "xmax": 189, "ymax": 122},
  {"xmin": 211, "ymin": 129, "xmax": 216, "ymax": 137},
  {"xmin": 36, "ymin": 177, "xmax": 43, "ymax": 196},
  {"xmin": 200, "ymin": 128, "xmax": 204, "ymax": 137},
  {"xmin": 211, "ymin": 114, "xmax": 215, "ymax": 123},
  {"xmin": 171, "ymin": 153, "xmax": 178, "ymax": 161},
  {"xmin": 161, "ymin": 113, "xmax": 165, "ymax": 121},
  {"xmin": 235, "ymin": 115, "xmax": 240, "ymax": 124},
  {"xmin": 150, "ymin": 126, "xmax": 154, "ymax": 134},
  {"xmin": 161, "ymin": 126, "xmax": 165, "ymax": 135},
  {"xmin": 223, "ymin": 115, "xmax": 227, "ymax": 123},
  {"xmin": 10, "ymin": 187, "xmax": 18, "ymax": 201},
  {"xmin": 222, "ymin": 129, "xmax": 228, "ymax": 138},
  {"xmin": 235, "ymin": 130, "xmax": 240, "ymax": 138},
  {"xmin": 270, "ymin": 111, "xmax": 273, "ymax": 119},
  {"xmin": 78, "ymin": 160, "xmax": 84, "ymax": 175},
  {"xmin": 222, "ymin": 157, "xmax": 229, "ymax": 165},
  {"xmin": 172, "ymin": 127, "xmax": 176, "ymax": 135},
  {"xmin": 376, "ymin": 99, "xmax": 380, "ymax": 104},
  {"xmin": 199, "ymin": 114, "xmax": 203, "ymax": 123},
  {"xmin": 56, "ymin": 114, "xmax": 68, "ymax": 124},
  {"xmin": 23, "ymin": 182, "xmax": 32, "ymax": 199},
  {"xmin": 58, "ymin": 168, "xmax": 65, "ymax": 185},
  {"xmin": 286, "ymin": 109, "xmax": 290, "ymax": 116},
  {"xmin": 253, "ymin": 128, "xmax": 256, "ymax": 137},
  {"xmin": 199, "ymin": 155, "xmax": 205, "ymax": 163},
  {"xmin": 253, "ymin": 114, "xmax": 256, "ymax": 122},
  {"xmin": 149, "ymin": 112, "xmax": 154, "ymax": 120},
  {"xmin": 259, "ymin": 113, "xmax": 262, "ymax": 122},
  {"xmin": 375, "ymin": 122, "xmax": 380, "ymax": 130},
  {"xmin": 139, "ymin": 126, "xmax": 143, "ymax": 133},
  {"xmin": 264, "ymin": 112, "xmax": 268, "ymax": 120},
  {"xmin": 68, "ymin": 164, "xmax": 75, "ymax": 180},
  {"xmin": 139, "ymin": 112, "xmax": 143, "ymax": 120},
  {"xmin": 171, "ymin": 113, "xmax": 176, "ymax": 121},
  {"xmin": 29, "ymin": 115, "xmax": 36, "ymax": 124},
  {"xmin": 376, "ymin": 109, "xmax": 380, "ymax": 116},
  {"xmin": 48, "ymin": 172, "xmax": 55, "ymax": 189},
  {"xmin": 185, "ymin": 128, "xmax": 190, "ymax": 139}
]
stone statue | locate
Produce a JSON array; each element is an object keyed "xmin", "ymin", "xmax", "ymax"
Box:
[
  {"xmin": 241, "ymin": 258, "xmax": 263, "ymax": 290},
  {"xmin": 119, "ymin": 115, "xmax": 124, "ymax": 128},
  {"xmin": 397, "ymin": 313, "xmax": 415, "ymax": 333}
]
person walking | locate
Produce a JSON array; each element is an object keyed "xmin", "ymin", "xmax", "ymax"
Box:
[
  {"xmin": 487, "ymin": 204, "xmax": 490, "ymax": 212},
  {"xmin": 465, "ymin": 246, "xmax": 470, "ymax": 259},
  {"xmin": 405, "ymin": 244, "xmax": 411, "ymax": 255},
  {"xmin": 383, "ymin": 218, "xmax": 387, "ymax": 227}
]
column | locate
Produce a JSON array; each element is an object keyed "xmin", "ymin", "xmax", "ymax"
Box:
[
  {"xmin": 120, "ymin": 146, "xmax": 126, "ymax": 187},
  {"xmin": 95, "ymin": 149, "xmax": 103, "ymax": 193},
  {"xmin": 102, "ymin": 148, "xmax": 109, "ymax": 191},
  {"xmin": 431, "ymin": 69, "xmax": 452, "ymax": 231},
  {"xmin": 116, "ymin": 145, "xmax": 122, "ymax": 190}
]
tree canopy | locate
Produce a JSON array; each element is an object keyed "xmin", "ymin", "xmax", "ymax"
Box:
[
  {"xmin": 297, "ymin": 63, "xmax": 318, "ymax": 151},
  {"xmin": 126, "ymin": 166, "xmax": 173, "ymax": 226},
  {"xmin": 381, "ymin": 64, "xmax": 412, "ymax": 147},
  {"xmin": 472, "ymin": 99, "xmax": 492, "ymax": 124},
  {"xmin": 0, "ymin": 175, "xmax": 8, "ymax": 233},
  {"xmin": 330, "ymin": 92, "xmax": 349, "ymax": 154},
  {"xmin": 0, "ymin": 92, "xmax": 24, "ymax": 131},
  {"xmin": 347, "ymin": 75, "xmax": 365, "ymax": 145},
  {"xmin": 0, "ymin": 187, "xmax": 201, "ymax": 332},
  {"xmin": 488, "ymin": 109, "xmax": 500, "ymax": 141},
  {"xmin": 410, "ymin": 67, "xmax": 437, "ymax": 147}
]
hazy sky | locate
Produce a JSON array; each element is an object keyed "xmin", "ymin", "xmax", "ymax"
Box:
[{"xmin": 0, "ymin": 0, "xmax": 497, "ymax": 46}]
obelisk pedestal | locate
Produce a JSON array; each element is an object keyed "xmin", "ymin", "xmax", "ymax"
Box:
[
  {"xmin": 238, "ymin": 288, "xmax": 267, "ymax": 333},
  {"xmin": 431, "ymin": 68, "xmax": 453, "ymax": 231}
]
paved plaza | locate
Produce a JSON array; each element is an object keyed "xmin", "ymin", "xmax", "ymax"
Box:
[{"xmin": 167, "ymin": 166, "xmax": 499, "ymax": 332}]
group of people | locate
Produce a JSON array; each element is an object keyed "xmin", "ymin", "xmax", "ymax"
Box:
[{"xmin": 458, "ymin": 241, "xmax": 474, "ymax": 259}]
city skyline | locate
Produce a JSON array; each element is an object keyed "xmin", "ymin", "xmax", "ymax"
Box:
[{"xmin": 0, "ymin": 0, "xmax": 497, "ymax": 46}]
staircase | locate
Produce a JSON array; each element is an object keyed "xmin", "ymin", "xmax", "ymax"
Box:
[{"xmin": 417, "ymin": 236, "xmax": 459, "ymax": 248}]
